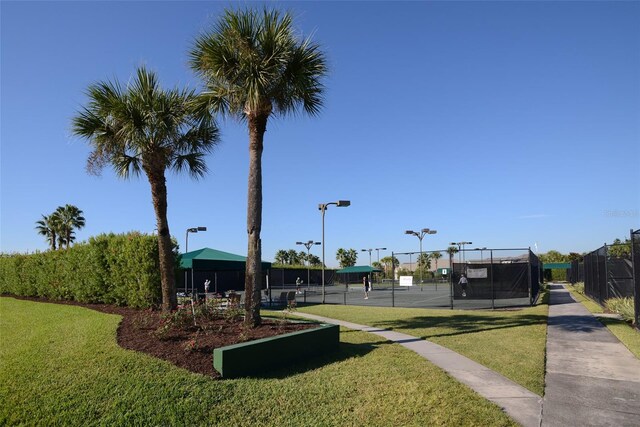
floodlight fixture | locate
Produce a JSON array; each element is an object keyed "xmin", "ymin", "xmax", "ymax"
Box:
[
  {"xmin": 319, "ymin": 200, "xmax": 351, "ymax": 303},
  {"xmin": 185, "ymin": 226, "xmax": 207, "ymax": 297},
  {"xmin": 404, "ymin": 227, "xmax": 438, "ymax": 284},
  {"xmin": 297, "ymin": 240, "xmax": 321, "ymax": 288}
]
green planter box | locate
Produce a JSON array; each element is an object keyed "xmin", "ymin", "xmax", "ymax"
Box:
[{"xmin": 213, "ymin": 322, "xmax": 339, "ymax": 378}]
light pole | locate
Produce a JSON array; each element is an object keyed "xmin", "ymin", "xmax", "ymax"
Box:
[
  {"xmin": 375, "ymin": 247, "xmax": 386, "ymax": 264},
  {"xmin": 361, "ymin": 249, "xmax": 373, "ymax": 265},
  {"xmin": 374, "ymin": 247, "xmax": 386, "ymax": 284},
  {"xmin": 319, "ymin": 200, "xmax": 351, "ymax": 303},
  {"xmin": 450, "ymin": 241, "xmax": 473, "ymax": 272},
  {"xmin": 185, "ymin": 226, "xmax": 207, "ymax": 297},
  {"xmin": 405, "ymin": 228, "xmax": 437, "ymax": 284},
  {"xmin": 296, "ymin": 240, "xmax": 320, "ymax": 289}
]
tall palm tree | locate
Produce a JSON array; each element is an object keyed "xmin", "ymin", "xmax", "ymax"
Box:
[
  {"xmin": 72, "ymin": 66, "xmax": 220, "ymax": 312},
  {"xmin": 35, "ymin": 213, "xmax": 60, "ymax": 251},
  {"xmin": 54, "ymin": 204, "xmax": 86, "ymax": 249},
  {"xmin": 380, "ymin": 255, "xmax": 400, "ymax": 279},
  {"xmin": 190, "ymin": 8, "xmax": 327, "ymax": 326},
  {"xmin": 274, "ymin": 249, "xmax": 288, "ymax": 265},
  {"xmin": 430, "ymin": 251, "xmax": 443, "ymax": 271}
]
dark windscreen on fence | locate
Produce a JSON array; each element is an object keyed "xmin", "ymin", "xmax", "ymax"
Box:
[
  {"xmin": 584, "ymin": 243, "xmax": 634, "ymax": 305},
  {"xmin": 632, "ymin": 229, "xmax": 640, "ymax": 329},
  {"xmin": 451, "ymin": 261, "xmax": 529, "ymax": 299}
]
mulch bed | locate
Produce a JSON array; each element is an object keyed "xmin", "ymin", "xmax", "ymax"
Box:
[{"xmin": 5, "ymin": 295, "xmax": 313, "ymax": 378}]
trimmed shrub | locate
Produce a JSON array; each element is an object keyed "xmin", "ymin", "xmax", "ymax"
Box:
[{"xmin": 0, "ymin": 232, "xmax": 175, "ymax": 308}]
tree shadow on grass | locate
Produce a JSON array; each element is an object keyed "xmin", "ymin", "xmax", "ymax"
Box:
[{"xmin": 371, "ymin": 313, "xmax": 548, "ymax": 340}]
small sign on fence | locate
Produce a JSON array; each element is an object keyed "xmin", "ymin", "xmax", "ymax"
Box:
[
  {"xmin": 399, "ymin": 276, "xmax": 413, "ymax": 286},
  {"xmin": 467, "ymin": 268, "xmax": 488, "ymax": 279}
]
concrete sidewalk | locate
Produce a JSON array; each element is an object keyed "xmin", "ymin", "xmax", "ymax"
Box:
[
  {"xmin": 542, "ymin": 284, "xmax": 640, "ymax": 427},
  {"xmin": 293, "ymin": 311, "xmax": 542, "ymax": 427}
]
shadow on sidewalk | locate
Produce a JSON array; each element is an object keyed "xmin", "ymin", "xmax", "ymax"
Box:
[{"xmin": 547, "ymin": 314, "xmax": 604, "ymax": 333}]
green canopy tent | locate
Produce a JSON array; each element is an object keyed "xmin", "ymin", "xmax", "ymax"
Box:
[
  {"xmin": 336, "ymin": 265, "xmax": 383, "ymax": 285},
  {"xmin": 180, "ymin": 248, "xmax": 272, "ymax": 295}
]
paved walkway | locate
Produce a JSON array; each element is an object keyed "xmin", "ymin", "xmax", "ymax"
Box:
[
  {"xmin": 295, "ymin": 283, "xmax": 640, "ymax": 426},
  {"xmin": 542, "ymin": 284, "xmax": 640, "ymax": 426},
  {"xmin": 293, "ymin": 311, "xmax": 542, "ymax": 427}
]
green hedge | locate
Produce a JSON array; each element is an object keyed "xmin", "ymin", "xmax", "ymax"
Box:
[{"xmin": 0, "ymin": 232, "xmax": 173, "ymax": 308}]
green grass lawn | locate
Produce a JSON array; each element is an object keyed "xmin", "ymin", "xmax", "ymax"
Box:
[
  {"xmin": 565, "ymin": 284, "xmax": 640, "ymax": 359},
  {"xmin": 297, "ymin": 293, "xmax": 549, "ymax": 396},
  {"xmin": 0, "ymin": 297, "xmax": 516, "ymax": 426}
]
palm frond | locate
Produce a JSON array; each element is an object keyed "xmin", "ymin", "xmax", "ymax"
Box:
[
  {"xmin": 190, "ymin": 7, "xmax": 327, "ymax": 120},
  {"xmin": 172, "ymin": 152, "xmax": 208, "ymax": 179},
  {"xmin": 113, "ymin": 153, "xmax": 143, "ymax": 179},
  {"xmin": 73, "ymin": 65, "xmax": 220, "ymax": 182}
]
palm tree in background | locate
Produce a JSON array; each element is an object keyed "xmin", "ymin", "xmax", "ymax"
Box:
[
  {"xmin": 430, "ymin": 251, "xmax": 443, "ymax": 271},
  {"xmin": 336, "ymin": 248, "xmax": 358, "ymax": 268},
  {"xmin": 380, "ymin": 255, "xmax": 400, "ymax": 279},
  {"xmin": 274, "ymin": 250, "xmax": 288, "ymax": 265},
  {"xmin": 190, "ymin": 8, "xmax": 327, "ymax": 326},
  {"xmin": 55, "ymin": 204, "xmax": 86, "ymax": 249},
  {"xmin": 72, "ymin": 66, "xmax": 220, "ymax": 312},
  {"xmin": 35, "ymin": 213, "xmax": 60, "ymax": 251},
  {"xmin": 446, "ymin": 246, "xmax": 459, "ymax": 262}
]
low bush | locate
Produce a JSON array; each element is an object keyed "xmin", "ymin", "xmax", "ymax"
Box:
[
  {"xmin": 604, "ymin": 297, "xmax": 635, "ymax": 323},
  {"xmin": 573, "ymin": 282, "xmax": 585, "ymax": 295}
]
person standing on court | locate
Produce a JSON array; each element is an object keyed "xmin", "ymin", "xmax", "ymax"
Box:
[
  {"xmin": 204, "ymin": 279, "xmax": 211, "ymax": 294},
  {"xmin": 296, "ymin": 277, "xmax": 303, "ymax": 294},
  {"xmin": 363, "ymin": 275, "xmax": 370, "ymax": 299},
  {"xmin": 458, "ymin": 274, "xmax": 468, "ymax": 297}
]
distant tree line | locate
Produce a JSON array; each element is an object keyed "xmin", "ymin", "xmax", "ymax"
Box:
[{"xmin": 273, "ymin": 249, "xmax": 322, "ymax": 267}]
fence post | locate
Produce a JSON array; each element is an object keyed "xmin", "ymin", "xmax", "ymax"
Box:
[
  {"xmin": 631, "ymin": 229, "xmax": 639, "ymax": 330},
  {"xmin": 449, "ymin": 252, "xmax": 454, "ymax": 309},
  {"xmin": 490, "ymin": 250, "xmax": 495, "ymax": 310},
  {"xmin": 528, "ymin": 253, "xmax": 533, "ymax": 306},
  {"xmin": 391, "ymin": 251, "xmax": 395, "ymax": 308},
  {"xmin": 595, "ymin": 250, "xmax": 600, "ymax": 303},
  {"xmin": 604, "ymin": 244, "xmax": 610, "ymax": 301}
]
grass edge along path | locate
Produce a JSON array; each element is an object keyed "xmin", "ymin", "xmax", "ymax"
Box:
[
  {"xmin": 297, "ymin": 292, "xmax": 549, "ymax": 396},
  {"xmin": 0, "ymin": 297, "xmax": 516, "ymax": 426},
  {"xmin": 565, "ymin": 284, "xmax": 640, "ymax": 359}
]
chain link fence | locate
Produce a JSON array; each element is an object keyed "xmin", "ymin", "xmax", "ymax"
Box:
[
  {"xmin": 300, "ymin": 247, "xmax": 541, "ymax": 310},
  {"xmin": 570, "ymin": 229, "xmax": 638, "ymax": 330},
  {"xmin": 632, "ymin": 229, "xmax": 640, "ymax": 328}
]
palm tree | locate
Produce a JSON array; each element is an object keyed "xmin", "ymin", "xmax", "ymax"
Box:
[
  {"xmin": 54, "ymin": 204, "xmax": 86, "ymax": 249},
  {"xmin": 35, "ymin": 213, "xmax": 60, "ymax": 251},
  {"xmin": 336, "ymin": 248, "xmax": 358, "ymax": 268},
  {"xmin": 380, "ymin": 255, "xmax": 400, "ymax": 278},
  {"xmin": 430, "ymin": 251, "xmax": 443, "ymax": 272},
  {"xmin": 190, "ymin": 8, "xmax": 327, "ymax": 326},
  {"xmin": 72, "ymin": 66, "xmax": 220, "ymax": 312},
  {"xmin": 274, "ymin": 250, "xmax": 288, "ymax": 265}
]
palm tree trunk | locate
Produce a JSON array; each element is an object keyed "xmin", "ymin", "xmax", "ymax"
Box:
[
  {"xmin": 147, "ymin": 168, "xmax": 177, "ymax": 312},
  {"xmin": 245, "ymin": 114, "xmax": 267, "ymax": 327}
]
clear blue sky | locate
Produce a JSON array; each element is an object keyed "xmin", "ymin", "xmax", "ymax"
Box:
[{"xmin": 1, "ymin": 1, "xmax": 639, "ymax": 267}]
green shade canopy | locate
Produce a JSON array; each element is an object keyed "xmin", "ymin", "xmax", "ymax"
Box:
[
  {"xmin": 180, "ymin": 247, "xmax": 271, "ymax": 270},
  {"xmin": 336, "ymin": 265, "xmax": 383, "ymax": 274}
]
